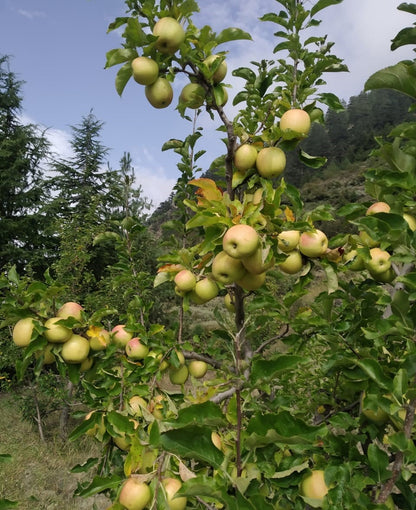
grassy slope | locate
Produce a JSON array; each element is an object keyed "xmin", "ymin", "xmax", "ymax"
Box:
[{"xmin": 0, "ymin": 393, "xmax": 110, "ymax": 510}]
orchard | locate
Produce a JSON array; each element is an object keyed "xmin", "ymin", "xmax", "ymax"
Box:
[{"xmin": 2, "ymin": 1, "xmax": 416, "ymax": 509}]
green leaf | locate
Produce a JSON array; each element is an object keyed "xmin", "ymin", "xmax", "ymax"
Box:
[
  {"xmin": 299, "ymin": 150, "xmax": 327, "ymax": 169},
  {"xmin": 250, "ymin": 355, "xmax": 309, "ymax": 384},
  {"xmin": 364, "ymin": 61, "xmax": 416, "ymax": 99},
  {"xmin": 323, "ymin": 262, "xmax": 338, "ymax": 294},
  {"xmin": 317, "ymin": 92, "xmax": 345, "ymax": 111},
  {"xmin": 0, "ymin": 500, "xmax": 18, "ymax": 509},
  {"xmin": 105, "ymin": 48, "xmax": 137, "ymax": 69},
  {"xmin": 356, "ymin": 359, "xmax": 393, "ymax": 391},
  {"xmin": 391, "ymin": 26, "xmax": 416, "ymax": 50},
  {"xmin": 7, "ymin": 266, "xmax": 19, "ymax": 285},
  {"xmin": 66, "ymin": 363, "xmax": 81, "ymax": 385},
  {"xmin": 75, "ymin": 475, "xmax": 122, "ymax": 498},
  {"xmin": 216, "ymin": 28, "xmax": 252, "ymax": 45},
  {"xmin": 160, "ymin": 425, "xmax": 224, "ymax": 468},
  {"xmin": 165, "ymin": 402, "xmax": 226, "ymax": 429},
  {"xmin": 70, "ymin": 457, "xmax": 99, "ymax": 473},
  {"xmin": 0, "ymin": 454, "xmax": 12, "ymax": 463},
  {"xmin": 310, "ymin": 0, "xmax": 344, "ymax": 17},
  {"xmin": 367, "ymin": 443, "xmax": 390, "ymax": 482},
  {"xmin": 398, "ymin": 2, "xmax": 416, "ymax": 15},
  {"xmin": 115, "ymin": 62, "xmax": 132, "ymax": 97}
]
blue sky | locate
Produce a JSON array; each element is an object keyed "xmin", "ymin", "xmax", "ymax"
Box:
[{"xmin": 0, "ymin": 0, "xmax": 412, "ymax": 209}]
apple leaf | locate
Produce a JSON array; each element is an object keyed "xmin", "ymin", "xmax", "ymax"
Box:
[
  {"xmin": 70, "ymin": 457, "xmax": 100, "ymax": 473},
  {"xmin": 299, "ymin": 150, "xmax": 327, "ymax": 169},
  {"xmin": 316, "ymin": 92, "xmax": 345, "ymax": 111},
  {"xmin": 250, "ymin": 355, "xmax": 309, "ymax": 384},
  {"xmin": 391, "ymin": 26, "xmax": 416, "ymax": 50},
  {"xmin": 0, "ymin": 499, "xmax": 18, "ymax": 509},
  {"xmin": 164, "ymin": 401, "xmax": 226, "ymax": 429},
  {"xmin": 398, "ymin": 2, "xmax": 416, "ymax": 15},
  {"xmin": 115, "ymin": 62, "xmax": 132, "ymax": 97},
  {"xmin": 105, "ymin": 48, "xmax": 137, "ymax": 69},
  {"xmin": 310, "ymin": 0, "xmax": 344, "ymax": 17},
  {"xmin": 367, "ymin": 443, "xmax": 390, "ymax": 482},
  {"xmin": 189, "ymin": 178, "xmax": 223, "ymax": 202},
  {"xmin": 364, "ymin": 61, "xmax": 416, "ymax": 99},
  {"xmin": 215, "ymin": 28, "xmax": 252, "ymax": 46},
  {"xmin": 74, "ymin": 474, "xmax": 122, "ymax": 498},
  {"xmin": 356, "ymin": 359, "xmax": 393, "ymax": 391}
]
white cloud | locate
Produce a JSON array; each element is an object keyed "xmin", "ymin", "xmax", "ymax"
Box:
[{"xmin": 17, "ymin": 9, "xmax": 46, "ymax": 19}]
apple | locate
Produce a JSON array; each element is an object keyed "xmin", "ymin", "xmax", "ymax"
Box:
[
  {"xmin": 278, "ymin": 250, "xmax": 303, "ymax": 274},
  {"xmin": 370, "ymin": 267, "xmax": 395, "ymax": 283},
  {"xmin": 40, "ymin": 344, "xmax": 55, "ymax": 364},
  {"xmin": 169, "ymin": 364, "xmax": 189, "ymax": 385},
  {"xmin": 211, "ymin": 431, "xmax": 222, "ymax": 450},
  {"xmin": 12, "ymin": 317, "xmax": 35, "ymax": 347},
  {"xmin": 366, "ymin": 247, "xmax": 391, "ymax": 275},
  {"xmin": 61, "ymin": 334, "xmax": 90, "ymax": 363},
  {"xmin": 145, "ymin": 77, "xmax": 173, "ymax": 109},
  {"xmin": 236, "ymin": 271, "xmax": 266, "ymax": 291},
  {"xmin": 162, "ymin": 477, "xmax": 187, "ymax": 510},
  {"xmin": 172, "ymin": 349, "xmax": 185, "ymax": 365},
  {"xmin": 280, "ymin": 109, "xmax": 311, "ymax": 136},
  {"xmin": 80, "ymin": 357, "xmax": 93, "ymax": 372},
  {"xmin": 119, "ymin": 478, "xmax": 152, "ymax": 510},
  {"xmin": 88, "ymin": 327, "xmax": 110, "ymax": 351},
  {"xmin": 224, "ymin": 293, "xmax": 236, "ymax": 313},
  {"xmin": 128, "ymin": 395, "xmax": 147, "ymax": 417},
  {"xmin": 300, "ymin": 470, "xmax": 329, "ymax": 505},
  {"xmin": 84, "ymin": 411, "xmax": 105, "ymax": 438},
  {"xmin": 403, "ymin": 212, "xmax": 416, "ymax": 231},
  {"xmin": 153, "ymin": 17, "xmax": 185, "ymax": 54},
  {"xmin": 179, "ymin": 82, "xmax": 205, "ymax": 109},
  {"xmin": 359, "ymin": 230, "xmax": 379, "ymax": 248},
  {"xmin": 57, "ymin": 301, "xmax": 83, "ymax": 321},
  {"xmin": 131, "ymin": 56, "xmax": 159, "ymax": 85},
  {"xmin": 277, "ymin": 230, "xmax": 300, "ymax": 252},
  {"xmin": 203, "ymin": 54, "xmax": 227, "ymax": 83},
  {"xmin": 44, "ymin": 317, "xmax": 72, "ymax": 343},
  {"xmin": 366, "ymin": 201, "xmax": 390, "ymax": 215},
  {"xmin": 299, "ymin": 230, "xmax": 328, "ymax": 258},
  {"xmin": 126, "ymin": 337, "xmax": 149, "ymax": 360},
  {"xmin": 212, "ymin": 251, "xmax": 247, "ymax": 285},
  {"xmin": 193, "ymin": 277, "xmax": 219, "ymax": 303},
  {"xmin": 343, "ymin": 249, "xmax": 365, "ymax": 271},
  {"xmin": 149, "ymin": 394, "xmax": 165, "ymax": 420},
  {"xmin": 242, "ymin": 246, "xmax": 275, "ymax": 275},
  {"xmin": 188, "ymin": 360, "xmax": 208, "ymax": 378},
  {"xmin": 174, "ymin": 269, "xmax": 196, "ymax": 292},
  {"xmin": 256, "ymin": 147, "xmax": 286, "ymax": 178},
  {"xmin": 360, "ymin": 392, "xmax": 389, "ymax": 425},
  {"xmin": 111, "ymin": 324, "xmax": 133, "ymax": 347},
  {"xmin": 222, "ymin": 224, "xmax": 260, "ymax": 259},
  {"xmin": 234, "ymin": 144, "xmax": 258, "ymax": 172}
]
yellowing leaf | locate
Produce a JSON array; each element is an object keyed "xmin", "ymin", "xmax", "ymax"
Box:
[
  {"xmin": 189, "ymin": 178, "xmax": 223, "ymax": 203},
  {"xmin": 284, "ymin": 207, "xmax": 295, "ymax": 222}
]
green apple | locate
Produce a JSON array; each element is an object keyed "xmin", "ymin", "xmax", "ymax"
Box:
[
  {"xmin": 203, "ymin": 54, "xmax": 227, "ymax": 83},
  {"xmin": 12, "ymin": 317, "xmax": 35, "ymax": 347},
  {"xmin": 188, "ymin": 360, "xmax": 208, "ymax": 378},
  {"xmin": 174, "ymin": 269, "xmax": 197, "ymax": 292},
  {"xmin": 403, "ymin": 212, "xmax": 416, "ymax": 231},
  {"xmin": 119, "ymin": 478, "xmax": 152, "ymax": 510},
  {"xmin": 44, "ymin": 317, "xmax": 72, "ymax": 344},
  {"xmin": 343, "ymin": 249, "xmax": 365, "ymax": 271},
  {"xmin": 179, "ymin": 82, "xmax": 205, "ymax": 109},
  {"xmin": 153, "ymin": 17, "xmax": 185, "ymax": 54},
  {"xmin": 128, "ymin": 395, "xmax": 147, "ymax": 417},
  {"xmin": 212, "ymin": 251, "xmax": 247, "ymax": 285},
  {"xmin": 88, "ymin": 327, "xmax": 110, "ymax": 351},
  {"xmin": 234, "ymin": 144, "xmax": 257, "ymax": 172},
  {"xmin": 280, "ymin": 109, "xmax": 311, "ymax": 136},
  {"xmin": 80, "ymin": 357, "xmax": 93, "ymax": 372},
  {"xmin": 242, "ymin": 246, "xmax": 275, "ymax": 275},
  {"xmin": 277, "ymin": 230, "xmax": 300, "ymax": 252},
  {"xmin": 256, "ymin": 147, "xmax": 286, "ymax": 178},
  {"xmin": 278, "ymin": 250, "xmax": 303, "ymax": 274},
  {"xmin": 370, "ymin": 267, "xmax": 395, "ymax": 283},
  {"xmin": 169, "ymin": 364, "xmax": 189, "ymax": 385},
  {"xmin": 162, "ymin": 477, "xmax": 187, "ymax": 510},
  {"xmin": 111, "ymin": 324, "xmax": 133, "ymax": 347},
  {"xmin": 38, "ymin": 344, "xmax": 55, "ymax": 364},
  {"xmin": 366, "ymin": 247, "xmax": 391, "ymax": 275},
  {"xmin": 224, "ymin": 293, "xmax": 235, "ymax": 313},
  {"xmin": 57, "ymin": 301, "xmax": 83, "ymax": 321},
  {"xmin": 131, "ymin": 56, "xmax": 159, "ymax": 85},
  {"xmin": 359, "ymin": 230, "xmax": 379, "ymax": 248},
  {"xmin": 236, "ymin": 271, "xmax": 266, "ymax": 291},
  {"xmin": 125, "ymin": 337, "xmax": 149, "ymax": 360},
  {"xmin": 193, "ymin": 277, "xmax": 219, "ymax": 303},
  {"xmin": 145, "ymin": 77, "xmax": 173, "ymax": 109},
  {"xmin": 299, "ymin": 230, "xmax": 328, "ymax": 258},
  {"xmin": 366, "ymin": 201, "xmax": 390, "ymax": 215},
  {"xmin": 61, "ymin": 334, "xmax": 90, "ymax": 363},
  {"xmin": 222, "ymin": 224, "xmax": 260, "ymax": 259},
  {"xmin": 300, "ymin": 470, "xmax": 329, "ymax": 506}
]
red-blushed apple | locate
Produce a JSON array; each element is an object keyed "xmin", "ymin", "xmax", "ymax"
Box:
[
  {"xmin": 119, "ymin": 477, "xmax": 152, "ymax": 510},
  {"xmin": 234, "ymin": 144, "xmax": 258, "ymax": 172},
  {"xmin": 277, "ymin": 230, "xmax": 300, "ymax": 252},
  {"xmin": 359, "ymin": 230, "xmax": 379, "ymax": 248},
  {"xmin": 61, "ymin": 334, "xmax": 90, "ymax": 364},
  {"xmin": 57, "ymin": 301, "xmax": 83, "ymax": 321},
  {"xmin": 193, "ymin": 277, "xmax": 219, "ymax": 303},
  {"xmin": 300, "ymin": 470, "xmax": 329, "ymax": 504},
  {"xmin": 343, "ymin": 250, "xmax": 365, "ymax": 271},
  {"xmin": 256, "ymin": 146, "xmax": 286, "ymax": 178},
  {"xmin": 169, "ymin": 364, "xmax": 189, "ymax": 385},
  {"xmin": 278, "ymin": 250, "xmax": 303, "ymax": 274},
  {"xmin": 153, "ymin": 17, "xmax": 185, "ymax": 54},
  {"xmin": 162, "ymin": 477, "xmax": 187, "ymax": 510},
  {"xmin": 403, "ymin": 212, "xmax": 416, "ymax": 231},
  {"xmin": 131, "ymin": 56, "xmax": 159, "ymax": 85},
  {"xmin": 125, "ymin": 337, "xmax": 149, "ymax": 360},
  {"xmin": 128, "ymin": 395, "xmax": 147, "ymax": 417},
  {"xmin": 242, "ymin": 246, "xmax": 275, "ymax": 275},
  {"xmin": 224, "ymin": 293, "xmax": 235, "ymax": 313},
  {"xmin": 87, "ymin": 326, "xmax": 110, "ymax": 351},
  {"xmin": 12, "ymin": 317, "xmax": 35, "ymax": 347},
  {"xmin": 44, "ymin": 317, "xmax": 72, "ymax": 343},
  {"xmin": 179, "ymin": 82, "xmax": 205, "ymax": 109},
  {"xmin": 366, "ymin": 201, "xmax": 390, "ymax": 215},
  {"xmin": 365, "ymin": 247, "xmax": 391, "ymax": 275},
  {"xmin": 222, "ymin": 224, "xmax": 260, "ymax": 259},
  {"xmin": 145, "ymin": 77, "xmax": 173, "ymax": 109},
  {"xmin": 299, "ymin": 230, "xmax": 328, "ymax": 258},
  {"xmin": 280, "ymin": 109, "xmax": 311, "ymax": 136},
  {"xmin": 236, "ymin": 271, "xmax": 266, "ymax": 291},
  {"xmin": 174, "ymin": 269, "xmax": 197, "ymax": 292},
  {"xmin": 212, "ymin": 251, "xmax": 247, "ymax": 285},
  {"xmin": 111, "ymin": 324, "xmax": 133, "ymax": 347},
  {"xmin": 188, "ymin": 360, "xmax": 208, "ymax": 378},
  {"xmin": 203, "ymin": 54, "xmax": 227, "ymax": 83}
]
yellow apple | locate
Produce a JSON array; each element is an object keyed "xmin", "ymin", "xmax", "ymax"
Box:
[
  {"xmin": 280, "ymin": 109, "xmax": 311, "ymax": 136},
  {"xmin": 111, "ymin": 324, "xmax": 133, "ymax": 347},
  {"xmin": 39, "ymin": 344, "xmax": 55, "ymax": 364},
  {"xmin": 224, "ymin": 293, "xmax": 235, "ymax": 313},
  {"xmin": 61, "ymin": 334, "xmax": 90, "ymax": 363},
  {"xmin": 12, "ymin": 317, "xmax": 36, "ymax": 347},
  {"xmin": 80, "ymin": 357, "xmax": 93, "ymax": 372},
  {"xmin": 300, "ymin": 470, "xmax": 329, "ymax": 506},
  {"xmin": 145, "ymin": 77, "xmax": 173, "ymax": 109},
  {"xmin": 131, "ymin": 56, "xmax": 159, "ymax": 85},
  {"xmin": 366, "ymin": 247, "xmax": 391, "ymax": 275},
  {"xmin": 359, "ymin": 231, "xmax": 379, "ymax": 248},
  {"xmin": 236, "ymin": 271, "xmax": 266, "ymax": 291},
  {"xmin": 188, "ymin": 360, "xmax": 208, "ymax": 378},
  {"xmin": 153, "ymin": 17, "xmax": 185, "ymax": 54},
  {"xmin": 44, "ymin": 317, "xmax": 72, "ymax": 344},
  {"xmin": 212, "ymin": 251, "xmax": 247, "ymax": 285},
  {"xmin": 256, "ymin": 147, "xmax": 286, "ymax": 178},
  {"xmin": 174, "ymin": 269, "xmax": 196, "ymax": 292},
  {"xmin": 162, "ymin": 477, "xmax": 187, "ymax": 510},
  {"xmin": 277, "ymin": 230, "xmax": 301, "ymax": 252},
  {"xmin": 299, "ymin": 230, "xmax": 328, "ymax": 258},
  {"xmin": 403, "ymin": 212, "xmax": 416, "ymax": 231},
  {"xmin": 370, "ymin": 267, "xmax": 396, "ymax": 283},
  {"xmin": 242, "ymin": 246, "xmax": 275, "ymax": 275},
  {"xmin": 203, "ymin": 54, "xmax": 227, "ymax": 83},
  {"xmin": 125, "ymin": 337, "xmax": 149, "ymax": 360},
  {"xmin": 366, "ymin": 201, "xmax": 390, "ymax": 215},
  {"xmin": 119, "ymin": 478, "xmax": 152, "ymax": 510},
  {"xmin": 169, "ymin": 364, "xmax": 189, "ymax": 385},
  {"xmin": 278, "ymin": 250, "xmax": 303, "ymax": 274},
  {"xmin": 128, "ymin": 395, "xmax": 147, "ymax": 417},
  {"xmin": 88, "ymin": 327, "xmax": 110, "ymax": 351},
  {"xmin": 57, "ymin": 301, "xmax": 83, "ymax": 321},
  {"xmin": 179, "ymin": 82, "xmax": 205, "ymax": 109},
  {"xmin": 193, "ymin": 277, "xmax": 219, "ymax": 303},
  {"xmin": 234, "ymin": 144, "xmax": 258, "ymax": 172},
  {"xmin": 222, "ymin": 224, "xmax": 260, "ymax": 259}
]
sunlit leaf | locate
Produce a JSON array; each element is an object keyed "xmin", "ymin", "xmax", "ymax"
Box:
[
  {"xmin": 310, "ymin": 0, "xmax": 344, "ymax": 17},
  {"xmin": 364, "ymin": 61, "xmax": 416, "ymax": 99},
  {"xmin": 216, "ymin": 28, "xmax": 252, "ymax": 45},
  {"xmin": 115, "ymin": 62, "xmax": 132, "ymax": 97}
]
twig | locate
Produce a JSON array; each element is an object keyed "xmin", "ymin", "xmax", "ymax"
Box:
[
  {"xmin": 210, "ymin": 387, "xmax": 237, "ymax": 404},
  {"xmin": 254, "ymin": 324, "xmax": 290, "ymax": 355}
]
